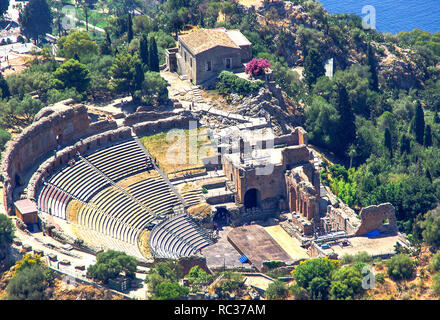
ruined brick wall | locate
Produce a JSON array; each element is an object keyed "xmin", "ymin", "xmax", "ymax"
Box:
[
  {"xmin": 88, "ymin": 119, "xmax": 118, "ymax": 134},
  {"xmin": 285, "ymin": 162, "xmax": 320, "ymax": 223},
  {"xmin": 355, "ymin": 203, "xmax": 397, "ymax": 236},
  {"xmin": 327, "ymin": 205, "xmax": 360, "ymax": 235},
  {"xmin": 132, "ymin": 115, "xmax": 197, "ymax": 136},
  {"xmin": 0, "ymin": 102, "xmax": 123, "ymax": 214},
  {"xmin": 1, "ymin": 104, "xmax": 91, "ymax": 213},
  {"xmin": 281, "ymin": 145, "xmax": 310, "ymax": 166},
  {"xmin": 235, "ymin": 164, "xmax": 287, "ymax": 210},
  {"xmin": 123, "ymin": 111, "xmax": 178, "ymax": 127},
  {"xmin": 270, "ymin": 127, "xmax": 308, "ymax": 147},
  {"xmin": 1, "ymin": 104, "xmax": 90, "ymax": 178}
]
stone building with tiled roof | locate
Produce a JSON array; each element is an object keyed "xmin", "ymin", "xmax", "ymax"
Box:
[{"xmin": 166, "ymin": 28, "xmax": 252, "ymax": 85}]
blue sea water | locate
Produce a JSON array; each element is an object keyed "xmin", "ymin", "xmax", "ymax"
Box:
[{"xmin": 317, "ymin": 0, "xmax": 440, "ymax": 34}]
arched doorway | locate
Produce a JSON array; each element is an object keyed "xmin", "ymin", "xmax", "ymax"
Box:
[{"xmin": 244, "ymin": 188, "xmax": 259, "ymax": 209}]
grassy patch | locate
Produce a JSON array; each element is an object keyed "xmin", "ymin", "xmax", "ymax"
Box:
[
  {"xmin": 187, "ymin": 203, "xmax": 212, "ymax": 218},
  {"xmin": 66, "ymin": 200, "xmax": 83, "ymax": 223},
  {"xmin": 140, "ymin": 128, "xmax": 215, "ymax": 175},
  {"xmin": 138, "ymin": 229, "xmax": 153, "ymax": 259}
]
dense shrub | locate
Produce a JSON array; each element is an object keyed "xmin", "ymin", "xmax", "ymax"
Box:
[
  {"xmin": 375, "ymin": 273, "xmax": 385, "ymax": 284},
  {"xmin": 7, "ymin": 264, "xmax": 48, "ymax": 300},
  {"xmin": 265, "ymin": 280, "xmax": 289, "ymax": 300},
  {"xmin": 429, "ymin": 251, "xmax": 440, "ymax": 273},
  {"xmin": 386, "ymin": 254, "xmax": 415, "ymax": 280},
  {"xmin": 216, "ymin": 71, "xmax": 264, "ymax": 95}
]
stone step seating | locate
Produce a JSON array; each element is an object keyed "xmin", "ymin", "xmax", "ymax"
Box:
[
  {"xmin": 74, "ymin": 226, "xmax": 146, "ymax": 261},
  {"xmin": 37, "ymin": 183, "xmax": 72, "ymax": 220},
  {"xmin": 48, "ymin": 159, "xmax": 110, "ymax": 202},
  {"xmin": 149, "ymin": 214, "xmax": 213, "ymax": 259},
  {"xmin": 181, "ymin": 189, "xmax": 203, "ymax": 207},
  {"xmin": 128, "ymin": 178, "xmax": 181, "ymax": 217},
  {"xmin": 77, "ymin": 187, "xmax": 155, "ymax": 244},
  {"xmin": 85, "ymin": 139, "xmax": 153, "ymax": 182}
]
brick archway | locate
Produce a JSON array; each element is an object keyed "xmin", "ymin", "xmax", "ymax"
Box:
[{"xmin": 244, "ymin": 188, "xmax": 260, "ymax": 209}]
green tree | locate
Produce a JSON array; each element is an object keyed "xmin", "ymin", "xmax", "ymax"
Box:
[
  {"xmin": 0, "ymin": 73, "xmax": 10, "ymax": 99},
  {"xmin": 384, "ymin": 127, "xmax": 393, "ymax": 158},
  {"xmin": 366, "ymin": 42, "xmax": 379, "ymax": 91},
  {"xmin": 19, "ymin": 0, "xmax": 52, "ymax": 43},
  {"xmin": 386, "ymin": 254, "xmax": 415, "ymax": 280},
  {"xmin": 265, "ymin": 280, "xmax": 289, "ymax": 300},
  {"xmin": 104, "ymin": 0, "xmax": 142, "ymax": 16},
  {"xmin": 303, "ymin": 48, "xmax": 325, "ymax": 87},
  {"xmin": 148, "ymin": 37, "xmax": 160, "ymax": 72},
  {"xmin": 152, "ymin": 281, "xmax": 189, "ymax": 300},
  {"xmin": 335, "ymin": 85, "xmax": 356, "ymax": 156},
  {"xmin": 87, "ymin": 250, "xmax": 138, "ymax": 284},
  {"xmin": 432, "ymin": 273, "xmax": 440, "ymax": 295},
  {"xmin": 100, "ymin": 31, "xmax": 113, "ymax": 56},
  {"xmin": 139, "ymin": 34, "xmax": 149, "ymax": 69},
  {"xmin": 292, "ymin": 257, "xmax": 339, "ymax": 300},
  {"xmin": 414, "ymin": 101, "xmax": 425, "ymax": 145},
  {"xmin": 304, "ymin": 96, "xmax": 340, "ymax": 150},
  {"xmin": 109, "ymin": 52, "xmax": 143, "ymax": 99},
  {"xmin": 127, "ymin": 13, "xmax": 133, "ymax": 43},
  {"xmin": 13, "ymin": 95, "xmax": 44, "ymax": 122},
  {"xmin": 0, "ymin": 128, "xmax": 11, "ymax": 151},
  {"xmin": 57, "ymin": 32, "xmax": 99, "ymax": 60},
  {"xmin": 7, "ymin": 264, "xmax": 48, "ymax": 300},
  {"xmin": 429, "ymin": 251, "xmax": 440, "ymax": 273},
  {"xmin": 0, "ymin": 214, "xmax": 14, "ymax": 257},
  {"xmin": 329, "ymin": 265, "xmax": 364, "ymax": 299},
  {"xmin": 424, "ymin": 124, "xmax": 432, "ymax": 147},
  {"xmin": 53, "ymin": 59, "xmax": 91, "ymax": 93},
  {"xmin": 399, "ymin": 134, "xmax": 411, "ymax": 155},
  {"xmin": 138, "ymin": 71, "xmax": 168, "ymax": 105},
  {"xmin": 77, "ymin": 0, "xmax": 98, "ymax": 32},
  {"xmin": 420, "ymin": 207, "xmax": 440, "ymax": 248}
]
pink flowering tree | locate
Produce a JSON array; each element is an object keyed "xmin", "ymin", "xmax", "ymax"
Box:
[{"xmin": 245, "ymin": 58, "xmax": 271, "ymax": 77}]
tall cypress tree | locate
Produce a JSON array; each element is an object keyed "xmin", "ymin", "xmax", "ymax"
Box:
[
  {"xmin": 19, "ymin": 0, "xmax": 52, "ymax": 43},
  {"xmin": 335, "ymin": 85, "xmax": 356, "ymax": 155},
  {"xmin": 400, "ymin": 134, "xmax": 411, "ymax": 155},
  {"xmin": 133, "ymin": 60, "xmax": 145, "ymax": 102},
  {"xmin": 424, "ymin": 124, "xmax": 432, "ymax": 147},
  {"xmin": 127, "ymin": 13, "xmax": 133, "ymax": 43},
  {"xmin": 139, "ymin": 34, "xmax": 149, "ymax": 69},
  {"xmin": 100, "ymin": 31, "xmax": 112, "ymax": 55},
  {"xmin": 414, "ymin": 101, "xmax": 425, "ymax": 145},
  {"xmin": 384, "ymin": 127, "xmax": 393, "ymax": 158},
  {"xmin": 303, "ymin": 48, "xmax": 325, "ymax": 87},
  {"xmin": 148, "ymin": 37, "xmax": 160, "ymax": 72},
  {"xmin": 0, "ymin": 73, "xmax": 10, "ymax": 99},
  {"xmin": 366, "ymin": 42, "xmax": 379, "ymax": 92}
]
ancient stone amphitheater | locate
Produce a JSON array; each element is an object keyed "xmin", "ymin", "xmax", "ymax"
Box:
[{"xmin": 1, "ymin": 100, "xmax": 213, "ymax": 262}]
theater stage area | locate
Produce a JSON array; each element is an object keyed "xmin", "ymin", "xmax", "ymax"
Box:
[{"xmin": 227, "ymin": 224, "xmax": 308, "ymax": 271}]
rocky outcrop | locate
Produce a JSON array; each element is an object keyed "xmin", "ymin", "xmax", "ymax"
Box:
[
  {"xmin": 251, "ymin": 1, "xmax": 430, "ymax": 89},
  {"xmin": 231, "ymin": 87, "xmax": 297, "ymax": 135}
]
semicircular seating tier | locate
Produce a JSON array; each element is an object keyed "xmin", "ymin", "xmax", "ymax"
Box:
[
  {"xmin": 149, "ymin": 214, "xmax": 213, "ymax": 259},
  {"xmin": 36, "ymin": 137, "xmax": 213, "ymax": 258}
]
